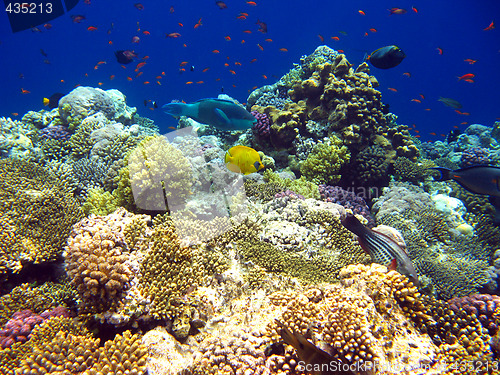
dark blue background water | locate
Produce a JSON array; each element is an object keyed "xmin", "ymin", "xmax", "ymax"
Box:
[{"xmin": 1, "ymin": 0, "xmax": 499, "ymax": 141}]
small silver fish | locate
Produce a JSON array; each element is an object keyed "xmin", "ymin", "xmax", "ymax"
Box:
[{"xmin": 341, "ymin": 214, "xmax": 419, "ymax": 286}]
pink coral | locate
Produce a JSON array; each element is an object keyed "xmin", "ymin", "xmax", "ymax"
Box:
[{"xmin": 0, "ymin": 306, "xmax": 72, "ymax": 348}]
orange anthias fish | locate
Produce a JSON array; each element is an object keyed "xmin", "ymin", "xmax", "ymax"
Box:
[
  {"xmin": 87, "ymin": 26, "xmax": 98, "ymax": 31},
  {"xmin": 389, "ymin": 7, "xmax": 407, "ymax": 14},
  {"xmin": 484, "ymin": 21, "xmax": 495, "ymax": 31},
  {"xmin": 166, "ymin": 32, "xmax": 181, "ymax": 38},
  {"xmin": 194, "ymin": 18, "xmax": 202, "ymax": 28},
  {"xmin": 458, "ymin": 73, "xmax": 475, "ymax": 80},
  {"xmin": 464, "ymin": 59, "xmax": 477, "ymax": 64}
]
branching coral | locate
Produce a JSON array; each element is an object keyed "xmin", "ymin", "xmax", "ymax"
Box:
[
  {"xmin": 116, "ymin": 135, "xmax": 193, "ymax": 212},
  {"xmin": 0, "ymin": 159, "xmax": 83, "ymax": 273},
  {"xmin": 299, "ymin": 135, "xmax": 350, "ymax": 185},
  {"xmin": 64, "ymin": 210, "xmax": 136, "ymax": 312}
]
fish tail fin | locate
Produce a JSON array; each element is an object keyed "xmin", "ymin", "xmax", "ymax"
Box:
[
  {"xmin": 428, "ymin": 167, "xmax": 452, "ymax": 181},
  {"xmin": 162, "ymin": 102, "xmax": 187, "ymax": 118}
]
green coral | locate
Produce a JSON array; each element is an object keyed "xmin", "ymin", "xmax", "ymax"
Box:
[
  {"xmin": 300, "ymin": 135, "xmax": 350, "ymax": 185},
  {"xmin": 0, "ymin": 159, "xmax": 83, "ymax": 273},
  {"xmin": 139, "ymin": 214, "xmax": 204, "ymax": 320},
  {"xmin": 68, "ymin": 116, "xmax": 105, "ymax": 159},
  {"xmin": 263, "ymin": 169, "xmax": 320, "ymax": 199},
  {"xmin": 82, "ymin": 187, "xmax": 120, "ymax": 215},
  {"xmin": 352, "ymin": 145, "xmax": 391, "ymax": 186},
  {"xmin": 115, "ymin": 135, "xmax": 193, "ymax": 212},
  {"xmin": 40, "ymin": 138, "xmax": 71, "ymax": 161},
  {"xmin": 0, "ymin": 281, "xmax": 77, "ymax": 325},
  {"xmin": 393, "ymin": 157, "xmax": 435, "ymax": 183}
]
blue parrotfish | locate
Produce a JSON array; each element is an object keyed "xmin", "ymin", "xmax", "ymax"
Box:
[
  {"xmin": 162, "ymin": 98, "xmax": 256, "ymax": 131},
  {"xmin": 341, "ymin": 213, "xmax": 419, "ymax": 286}
]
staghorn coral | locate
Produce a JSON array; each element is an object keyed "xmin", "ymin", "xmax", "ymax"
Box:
[
  {"xmin": 0, "ymin": 159, "xmax": 83, "ymax": 273},
  {"xmin": 299, "ymin": 135, "xmax": 350, "ymax": 185}
]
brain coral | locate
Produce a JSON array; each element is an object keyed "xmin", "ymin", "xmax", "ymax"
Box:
[{"xmin": 0, "ymin": 159, "xmax": 83, "ymax": 274}]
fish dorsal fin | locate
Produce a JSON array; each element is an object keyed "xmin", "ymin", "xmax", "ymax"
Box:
[
  {"xmin": 194, "ymin": 98, "xmax": 236, "ymax": 104},
  {"xmin": 215, "ymin": 108, "xmax": 230, "ymax": 124}
]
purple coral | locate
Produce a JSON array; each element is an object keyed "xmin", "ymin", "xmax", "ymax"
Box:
[
  {"xmin": 460, "ymin": 147, "xmax": 491, "ymax": 167},
  {"xmin": 449, "ymin": 294, "xmax": 500, "ymax": 335},
  {"xmin": 251, "ymin": 111, "xmax": 270, "ymax": 138},
  {"xmin": 275, "ymin": 189, "xmax": 305, "ymax": 200},
  {"xmin": 319, "ymin": 185, "xmax": 374, "ymax": 226},
  {"xmin": 0, "ymin": 306, "xmax": 72, "ymax": 348},
  {"xmin": 39, "ymin": 125, "xmax": 71, "ymax": 141}
]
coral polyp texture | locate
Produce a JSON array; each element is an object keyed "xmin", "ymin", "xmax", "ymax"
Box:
[{"xmin": 0, "ymin": 159, "xmax": 83, "ymax": 274}]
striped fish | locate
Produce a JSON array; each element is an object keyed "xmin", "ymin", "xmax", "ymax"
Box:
[{"xmin": 341, "ymin": 214, "xmax": 419, "ymax": 286}]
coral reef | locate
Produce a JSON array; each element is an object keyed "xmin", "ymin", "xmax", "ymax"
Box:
[
  {"xmin": 0, "ymin": 116, "xmax": 37, "ymax": 159},
  {"xmin": 0, "ymin": 307, "xmax": 71, "ymax": 348},
  {"xmin": 0, "ymin": 159, "xmax": 83, "ymax": 274},
  {"xmin": 118, "ymin": 135, "xmax": 194, "ymax": 211},
  {"xmin": 460, "ymin": 146, "xmax": 492, "ymax": 167},
  {"xmin": 58, "ymin": 86, "xmax": 116, "ymax": 125},
  {"xmin": 448, "ymin": 294, "xmax": 500, "ymax": 335},
  {"xmin": 299, "ymin": 135, "xmax": 350, "ymax": 185},
  {"xmin": 319, "ymin": 184, "xmax": 373, "ymax": 225}
]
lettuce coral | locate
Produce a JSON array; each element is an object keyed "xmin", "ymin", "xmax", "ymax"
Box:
[{"xmin": 299, "ymin": 135, "xmax": 350, "ymax": 185}]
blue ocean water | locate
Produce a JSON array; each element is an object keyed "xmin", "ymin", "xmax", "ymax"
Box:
[{"xmin": 0, "ymin": 0, "xmax": 499, "ymax": 140}]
